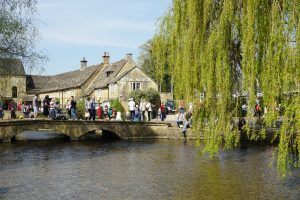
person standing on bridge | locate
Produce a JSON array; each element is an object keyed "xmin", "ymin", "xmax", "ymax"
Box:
[
  {"xmin": 90, "ymin": 97, "xmax": 96, "ymax": 121},
  {"xmin": 85, "ymin": 97, "xmax": 91, "ymax": 120},
  {"xmin": 42, "ymin": 95, "xmax": 50, "ymax": 119},
  {"xmin": 33, "ymin": 93, "xmax": 39, "ymax": 119},
  {"xmin": 140, "ymin": 101, "xmax": 146, "ymax": 122},
  {"xmin": 70, "ymin": 96, "xmax": 78, "ymax": 120},
  {"xmin": 128, "ymin": 98, "xmax": 135, "ymax": 121},
  {"xmin": 146, "ymin": 101, "xmax": 152, "ymax": 121}
]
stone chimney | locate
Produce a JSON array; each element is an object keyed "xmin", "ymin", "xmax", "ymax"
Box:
[
  {"xmin": 102, "ymin": 52, "xmax": 110, "ymax": 65},
  {"xmin": 126, "ymin": 53, "xmax": 133, "ymax": 60},
  {"xmin": 80, "ymin": 57, "xmax": 87, "ymax": 70}
]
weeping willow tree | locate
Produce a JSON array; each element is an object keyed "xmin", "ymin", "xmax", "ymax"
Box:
[
  {"xmin": 0, "ymin": 0, "xmax": 47, "ymax": 72},
  {"xmin": 153, "ymin": 0, "xmax": 300, "ymax": 178}
]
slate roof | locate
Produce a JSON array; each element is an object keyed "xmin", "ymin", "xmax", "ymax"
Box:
[
  {"xmin": 109, "ymin": 65, "xmax": 137, "ymax": 84},
  {"xmin": 26, "ymin": 58, "xmax": 128, "ymax": 95},
  {"xmin": 0, "ymin": 58, "xmax": 25, "ymax": 76},
  {"xmin": 109, "ymin": 65, "xmax": 158, "ymax": 86},
  {"xmin": 84, "ymin": 59, "xmax": 127, "ymax": 95},
  {"xmin": 27, "ymin": 64, "xmax": 99, "ymax": 93}
]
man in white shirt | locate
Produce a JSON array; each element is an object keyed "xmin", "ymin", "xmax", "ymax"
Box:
[
  {"xmin": 128, "ymin": 98, "xmax": 135, "ymax": 121},
  {"xmin": 146, "ymin": 102, "xmax": 152, "ymax": 121},
  {"xmin": 140, "ymin": 101, "xmax": 146, "ymax": 122},
  {"xmin": 32, "ymin": 93, "xmax": 39, "ymax": 119}
]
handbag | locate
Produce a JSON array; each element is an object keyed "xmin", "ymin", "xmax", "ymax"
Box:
[{"xmin": 85, "ymin": 112, "xmax": 90, "ymax": 118}]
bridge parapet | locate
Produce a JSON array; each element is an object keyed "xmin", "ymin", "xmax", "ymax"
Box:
[{"xmin": 0, "ymin": 120, "xmax": 191, "ymax": 142}]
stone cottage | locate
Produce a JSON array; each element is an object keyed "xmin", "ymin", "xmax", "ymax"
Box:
[
  {"xmin": 25, "ymin": 53, "xmax": 158, "ymax": 110},
  {"xmin": 0, "ymin": 58, "xmax": 28, "ymax": 109}
]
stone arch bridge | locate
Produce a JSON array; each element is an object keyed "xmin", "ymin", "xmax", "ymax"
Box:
[{"xmin": 0, "ymin": 120, "xmax": 187, "ymax": 142}]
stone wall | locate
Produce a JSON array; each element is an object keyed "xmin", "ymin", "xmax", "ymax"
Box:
[
  {"xmin": 39, "ymin": 88, "xmax": 80, "ymax": 107},
  {"xmin": 0, "ymin": 75, "xmax": 26, "ymax": 99},
  {"xmin": 117, "ymin": 67, "xmax": 158, "ymax": 112}
]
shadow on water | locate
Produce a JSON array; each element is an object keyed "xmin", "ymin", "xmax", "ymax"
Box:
[
  {"xmin": 0, "ymin": 187, "xmax": 10, "ymax": 196},
  {"xmin": 14, "ymin": 131, "xmax": 70, "ymax": 142},
  {"xmin": 13, "ymin": 130, "xmax": 122, "ymax": 143}
]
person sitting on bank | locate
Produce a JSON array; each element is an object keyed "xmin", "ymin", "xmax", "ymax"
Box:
[
  {"xmin": 182, "ymin": 111, "xmax": 193, "ymax": 138},
  {"xmin": 176, "ymin": 111, "xmax": 184, "ymax": 128}
]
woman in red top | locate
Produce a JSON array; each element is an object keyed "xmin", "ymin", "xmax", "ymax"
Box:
[
  {"xmin": 97, "ymin": 103, "xmax": 103, "ymax": 119},
  {"xmin": 160, "ymin": 102, "xmax": 165, "ymax": 121}
]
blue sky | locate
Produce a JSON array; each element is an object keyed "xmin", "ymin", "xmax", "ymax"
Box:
[{"xmin": 35, "ymin": 0, "xmax": 171, "ymax": 75}]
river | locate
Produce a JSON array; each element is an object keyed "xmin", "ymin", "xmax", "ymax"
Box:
[{"xmin": 0, "ymin": 133, "xmax": 299, "ymax": 200}]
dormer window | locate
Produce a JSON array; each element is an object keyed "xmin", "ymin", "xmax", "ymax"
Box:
[{"xmin": 106, "ymin": 71, "xmax": 113, "ymax": 77}]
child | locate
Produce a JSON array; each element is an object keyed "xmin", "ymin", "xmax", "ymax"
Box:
[{"xmin": 11, "ymin": 107, "xmax": 16, "ymax": 119}]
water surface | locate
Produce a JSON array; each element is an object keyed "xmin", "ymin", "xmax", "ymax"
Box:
[{"xmin": 0, "ymin": 137, "xmax": 299, "ymax": 199}]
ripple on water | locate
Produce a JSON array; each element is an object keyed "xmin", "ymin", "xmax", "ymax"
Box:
[{"xmin": 0, "ymin": 139, "xmax": 299, "ymax": 200}]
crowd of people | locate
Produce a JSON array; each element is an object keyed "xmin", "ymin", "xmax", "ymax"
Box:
[
  {"xmin": 128, "ymin": 98, "xmax": 152, "ymax": 122},
  {"xmin": 0, "ymin": 93, "xmax": 194, "ymax": 138},
  {"xmin": 127, "ymin": 98, "xmax": 193, "ymax": 137}
]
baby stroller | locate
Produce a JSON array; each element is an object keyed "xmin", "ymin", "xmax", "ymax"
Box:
[{"xmin": 49, "ymin": 108, "xmax": 67, "ymax": 120}]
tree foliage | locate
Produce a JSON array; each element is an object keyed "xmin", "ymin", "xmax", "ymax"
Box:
[
  {"xmin": 153, "ymin": 0, "xmax": 300, "ymax": 178},
  {"xmin": 129, "ymin": 88, "xmax": 161, "ymax": 108},
  {"xmin": 138, "ymin": 39, "xmax": 172, "ymax": 92},
  {"xmin": 0, "ymin": 0, "xmax": 46, "ymax": 71},
  {"xmin": 138, "ymin": 40, "xmax": 156, "ymax": 82}
]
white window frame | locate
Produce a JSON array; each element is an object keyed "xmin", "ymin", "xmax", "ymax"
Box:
[
  {"xmin": 95, "ymin": 89, "xmax": 102, "ymax": 98},
  {"xmin": 131, "ymin": 82, "xmax": 141, "ymax": 91}
]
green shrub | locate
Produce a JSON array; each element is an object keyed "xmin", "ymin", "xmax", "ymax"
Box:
[
  {"xmin": 129, "ymin": 90, "xmax": 146, "ymax": 104},
  {"xmin": 129, "ymin": 88, "xmax": 160, "ymax": 104},
  {"xmin": 76, "ymin": 99, "xmax": 85, "ymax": 119},
  {"xmin": 111, "ymin": 99, "xmax": 126, "ymax": 120}
]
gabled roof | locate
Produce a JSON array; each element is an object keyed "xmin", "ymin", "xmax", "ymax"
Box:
[
  {"xmin": 84, "ymin": 59, "xmax": 127, "ymax": 95},
  {"xmin": 27, "ymin": 64, "xmax": 100, "ymax": 93},
  {"xmin": 25, "ymin": 55, "xmax": 153, "ymax": 95},
  {"xmin": 0, "ymin": 58, "xmax": 25, "ymax": 76},
  {"xmin": 109, "ymin": 65, "xmax": 137, "ymax": 84},
  {"xmin": 109, "ymin": 65, "xmax": 158, "ymax": 85}
]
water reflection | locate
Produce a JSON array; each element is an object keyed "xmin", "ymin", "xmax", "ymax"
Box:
[{"xmin": 0, "ymin": 139, "xmax": 299, "ymax": 200}]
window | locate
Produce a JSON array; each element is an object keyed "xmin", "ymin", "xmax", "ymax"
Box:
[
  {"xmin": 131, "ymin": 82, "xmax": 141, "ymax": 91},
  {"xmin": 12, "ymin": 86, "xmax": 17, "ymax": 98},
  {"xmin": 95, "ymin": 89, "xmax": 102, "ymax": 98},
  {"xmin": 106, "ymin": 71, "xmax": 113, "ymax": 77}
]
